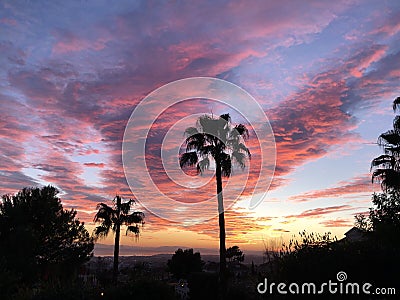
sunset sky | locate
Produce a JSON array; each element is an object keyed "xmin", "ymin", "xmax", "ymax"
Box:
[{"xmin": 1, "ymin": 1, "xmax": 400, "ymax": 256}]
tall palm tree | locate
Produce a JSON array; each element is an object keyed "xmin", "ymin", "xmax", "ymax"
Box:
[
  {"xmin": 372, "ymin": 96, "xmax": 400, "ymax": 192},
  {"xmin": 93, "ymin": 195, "xmax": 145, "ymax": 282},
  {"xmin": 179, "ymin": 113, "xmax": 251, "ymax": 291}
]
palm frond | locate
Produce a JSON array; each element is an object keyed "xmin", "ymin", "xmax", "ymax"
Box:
[
  {"xmin": 238, "ymin": 143, "xmax": 251, "ymax": 158},
  {"xmin": 198, "ymin": 115, "xmax": 213, "ymax": 131},
  {"xmin": 372, "ymin": 168, "xmax": 400, "ymax": 192},
  {"xmin": 95, "ymin": 202, "xmax": 113, "ymax": 212},
  {"xmin": 385, "ymin": 146, "xmax": 400, "ymax": 157},
  {"xmin": 378, "ymin": 130, "xmax": 400, "ymax": 146},
  {"xmin": 198, "ymin": 115, "xmax": 220, "ymax": 136},
  {"xmin": 220, "ymin": 153, "xmax": 232, "ymax": 177},
  {"xmin": 93, "ymin": 225, "xmax": 110, "ymax": 239},
  {"xmin": 217, "ymin": 115, "xmax": 230, "ymax": 141},
  {"xmin": 120, "ymin": 200, "xmax": 133, "ymax": 215},
  {"xmin": 393, "ymin": 96, "xmax": 400, "ymax": 112},
  {"xmin": 93, "ymin": 203, "xmax": 115, "ymax": 223},
  {"xmin": 197, "ymin": 157, "xmax": 210, "ymax": 174},
  {"xmin": 371, "ymin": 154, "xmax": 395, "ymax": 170},
  {"xmin": 219, "ymin": 113, "xmax": 231, "ymax": 122},
  {"xmin": 232, "ymin": 151, "xmax": 246, "ymax": 169},
  {"xmin": 199, "ymin": 145, "xmax": 214, "ymax": 157},
  {"xmin": 393, "ymin": 116, "xmax": 400, "ymax": 133},
  {"xmin": 126, "ymin": 225, "xmax": 140, "ymax": 236},
  {"xmin": 184, "ymin": 127, "xmax": 199, "ymax": 136},
  {"xmin": 234, "ymin": 124, "xmax": 249, "ymax": 140},
  {"xmin": 226, "ymin": 140, "xmax": 251, "ymax": 158},
  {"xmin": 185, "ymin": 133, "xmax": 206, "ymax": 151},
  {"xmin": 122, "ymin": 211, "xmax": 145, "ymax": 225},
  {"xmin": 204, "ymin": 133, "xmax": 218, "ymax": 145},
  {"xmin": 179, "ymin": 152, "xmax": 198, "ymax": 168}
]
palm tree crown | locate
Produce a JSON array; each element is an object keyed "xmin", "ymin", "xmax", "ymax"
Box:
[
  {"xmin": 94, "ymin": 196, "xmax": 145, "ymax": 238},
  {"xmin": 180, "ymin": 113, "xmax": 251, "ymax": 183},
  {"xmin": 372, "ymin": 97, "xmax": 400, "ymax": 192}
]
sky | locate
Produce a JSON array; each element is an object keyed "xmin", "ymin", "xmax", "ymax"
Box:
[{"xmin": 1, "ymin": 0, "xmax": 400, "ymax": 256}]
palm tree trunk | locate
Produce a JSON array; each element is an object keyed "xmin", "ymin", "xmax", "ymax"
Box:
[
  {"xmin": 113, "ymin": 223, "xmax": 120, "ymax": 282},
  {"xmin": 216, "ymin": 161, "xmax": 227, "ymax": 297},
  {"xmin": 113, "ymin": 196, "xmax": 121, "ymax": 283}
]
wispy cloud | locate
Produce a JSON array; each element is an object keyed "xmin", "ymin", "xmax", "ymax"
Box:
[
  {"xmin": 285, "ymin": 205, "xmax": 356, "ymax": 219},
  {"xmin": 288, "ymin": 175, "xmax": 373, "ymax": 202}
]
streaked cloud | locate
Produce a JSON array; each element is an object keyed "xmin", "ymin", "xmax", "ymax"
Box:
[{"xmin": 288, "ymin": 175, "xmax": 373, "ymax": 202}]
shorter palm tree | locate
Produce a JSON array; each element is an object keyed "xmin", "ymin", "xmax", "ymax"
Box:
[{"xmin": 93, "ymin": 195, "xmax": 145, "ymax": 282}]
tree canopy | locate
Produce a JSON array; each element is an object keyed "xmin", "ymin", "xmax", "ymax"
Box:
[
  {"xmin": 0, "ymin": 186, "xmax": 94, "ymax": 281},
  {"xmin": 167, "ymin": 248, "xmax": 204, "ymax": 279},
  {"xmin": 226, "ymin": 245, "xmax": 244, "ymax": 263}
]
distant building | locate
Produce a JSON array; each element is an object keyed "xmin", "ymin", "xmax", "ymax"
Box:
[{"xmin": 343, "ymin": 227, "xmax": 367, "ymax": 242}]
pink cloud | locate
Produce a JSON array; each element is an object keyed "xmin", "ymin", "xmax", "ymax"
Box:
[
  {"xmin": 0, "ymin": 18, "xmax": 17, "ymax": 26},
  {"xmin": 348, "ymin": 45, "xmax": 388, "ymax": 78},
  {"xmin": 84, "ymin": 162, "xmax": 105, "ymax": 168},
  {"xmin": 320, "ymin": 218, "xmax": 353, "ymax": 228},
  {"xmin": 52, "ymin": 30, "xmax": 109, "ymax": 54},
  {"xmin": 288, "ymin": 174, "xmax": 374, "ymax": 202},
  {"xmin": 371, "ymin": 12, "xmax": 400, "ymax": 37},
  {"xmin": 285, "ymin": 205, "xmax": 356, "ymax": 219}
]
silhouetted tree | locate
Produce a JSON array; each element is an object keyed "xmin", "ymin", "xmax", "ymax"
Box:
[
  {"xmin": 269, "ymin": 228, "xmax": 400, "ymax": 296},
  {"xmin": 354, "ymin": 213, "xmax": 371, "ymax": 231},
  {"xmin": 180, "ymin": 113, "xmax": 251, "ymax": 291},
  {"xmin": 226, "ymin": 245, "xmax": 244, "ymax": 263},
  {"xmin": 167, "ymin": 248, "xmax": 204, "ymax": 278},
  {"xmin": 370, "ymin": 191, "xmax": 400, "ymax": 231},
  {"xmin": 371, "ymin": 96, "xmax": 400, "ymax": 192},
  {"xmin": 360, "ymin": 96, "xmax": 400, "ymax": 245},
  {"xmin": 0, "ymin": 186, "xmax": 94, "ymax": 282},
  {"xmin": 93, "ymin": 195, "xmax": 144, "ymax": 282},
  {"xmin": 355, "ymin": 190, "xmax": 400, "ymax": 246},
  {"xmin": 272, "ymin": 231, "xmax": 340, "ymax": 283}
]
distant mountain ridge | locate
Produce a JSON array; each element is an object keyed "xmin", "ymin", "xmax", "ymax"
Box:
[{"xmin": 94, "ymin": 244, "xmax": 264, "ymax": 264}]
